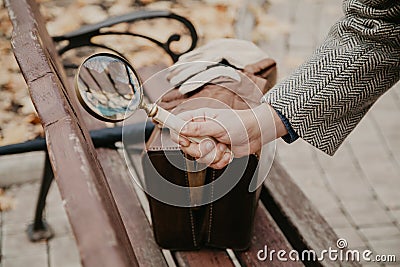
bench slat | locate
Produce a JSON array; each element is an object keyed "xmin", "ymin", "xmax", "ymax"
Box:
[
  {"xmin": 263, "ymin": 161, "xmax": 361, "ymax": 267},
  {"xmin": 43, "ymin": 110, "xmax": 137, "ymax": 267},
  {"xmin": 97, "ymin": 148, "xmax": 168, "ymax": 267},
  {"xmin": 236, "ymin": 202, "xmax": 304, "ymax": 267},
  {"xmin": 6, "ymin": 0, "xmax": 140, "ymax": 266},
  {"xmin": 74, "ymin": 62, "xmax": 167, "ymax": 266},
  {"xmin": 175, "ymin": 250, "xmax": 235, "ymax": 267}
]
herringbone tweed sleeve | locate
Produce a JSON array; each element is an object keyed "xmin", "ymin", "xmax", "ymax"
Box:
[{"xmin": 261, "ymin": 0, "xmax": 400, "ymax": 155}]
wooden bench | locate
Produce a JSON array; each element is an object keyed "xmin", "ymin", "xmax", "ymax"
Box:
[{"xmin": 6, "ymin": 0, "xmax": 361, "ymax": 266}]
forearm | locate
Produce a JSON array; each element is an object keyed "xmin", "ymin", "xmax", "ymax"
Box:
[
  {"xmin": 249, "ymin": 103, "xmax": 288, "ymax": 145},
  {"xmin": 262, "ymin": 0, "xmax": 400, "ymax": 155}
]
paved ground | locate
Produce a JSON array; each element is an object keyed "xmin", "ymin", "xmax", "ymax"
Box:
[
  {"xmin": 259, "ymin": 0, "xmax": 400, "ymax": 265},
  {"xmin": 1, "ymin": 182, "xmax": 81, "ymax": 267},
  {"xmin": 1, "ymin": 0, "xmax": 399, "ymax": 266}
]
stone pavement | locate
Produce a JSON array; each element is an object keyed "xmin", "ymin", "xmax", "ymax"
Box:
[
  {"xmin": 1, "ymin": 182, "xmax": 81, "ymax": 267},
  {"xmin": 1, "ymin": 0, "xmax": 399, "ymax": 266},
  {"xmin": 258, "ymin": 0, "xmax": 400, "ymax": 265}
]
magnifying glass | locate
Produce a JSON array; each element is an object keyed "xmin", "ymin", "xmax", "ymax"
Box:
[{"xmin": 74, "ymin": 52, "xmax": 218, "ymax": 149}]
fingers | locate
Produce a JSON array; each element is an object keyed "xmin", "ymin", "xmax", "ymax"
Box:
[
  {"xmin": 196, "ymin": 141, "xmax": 225, "ymax": 165},
  {"xmin": 170, "ymin": 111, "xmax": 212, "ymax": 147},
  {"xmin": 181, "ymin": 138, "xmax": 215, "ymax": 159},
  {"xmin": 209, "ymin": 151, "xmax": 232, "ymax": 169},
  {"xmin": 170, "ymin": 128, "xmax": 190, "ymax": 147},
  {"xmin": 182, "ymin": 141, "xmax": 232, "ymax": 170},
  {"xmin": 171, "ymin": 131, "xmax": 231, "ymax": 169},
  {"xmin": 168, "ymin": 108, "xmax": 235, "ymax": 169},
  {"xmin": 180, "ymin": 120, "xmax": 221, "ymax": 138},
  {"xmin": 170, "ymin": 109, "xmax": 222, "ymax": 138},
  {"xmin": 170, "ymin": 130, "xmax": 216, "ymax": 159}
]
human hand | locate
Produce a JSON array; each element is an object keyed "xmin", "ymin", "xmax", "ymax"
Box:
[{"xmin": 170, "ymin": 103, "xmax": 286, "ymax": 169}]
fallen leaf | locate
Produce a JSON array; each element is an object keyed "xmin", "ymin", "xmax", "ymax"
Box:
[
  {"xmin": 23, "ymin": 113, "xmax": 41, "ymax": 125},
  {"xmin": 0, "ymin": 189, "xmax": 15, "ymax": 212},
  {"xmin": 79, "ymin": 5, "xmax": 108, "ymax": 24}
]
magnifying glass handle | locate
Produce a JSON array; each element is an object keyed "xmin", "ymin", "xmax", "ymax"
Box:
[{"xmin": 152, "ymin": 105, "xmax": 232, "ymax": 154}]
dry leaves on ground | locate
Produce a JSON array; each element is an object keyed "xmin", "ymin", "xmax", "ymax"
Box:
[
  {"xmin": 0, "ymin": 0, "xmax": 271, "ymax": 146},
  {"xmin": 0, "ymin": 188, "xmax": 15, "ymax": 212}
]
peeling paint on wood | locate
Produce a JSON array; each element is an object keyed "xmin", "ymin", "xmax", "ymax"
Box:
[{"xmin": 6, "ymin": 0, "xmax": 139, "ymax": 266}]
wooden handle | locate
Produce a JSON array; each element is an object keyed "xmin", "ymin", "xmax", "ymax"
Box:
[{"xmin": 152, "ymin": 105, "xmax": 231, "ymax": 153}]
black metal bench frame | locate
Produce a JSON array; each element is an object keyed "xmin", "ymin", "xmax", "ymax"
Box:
[{"xmin": 2, "ymin": 9, "xmax": 198, "ymax": 242}]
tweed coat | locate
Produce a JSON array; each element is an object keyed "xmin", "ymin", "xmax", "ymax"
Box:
[{"xmin": 262, "ymin": 0, "xmax": 400, "ymax": 155}]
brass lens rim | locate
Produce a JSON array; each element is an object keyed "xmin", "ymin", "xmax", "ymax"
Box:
[{"xmin": 74, "ymin": 52, "xmax": 143, "ymax": 122}]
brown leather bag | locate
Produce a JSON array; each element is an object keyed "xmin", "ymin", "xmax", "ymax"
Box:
[{"xmin": 142, "ymin": 58, "xmax": 277, "ymax": 250}]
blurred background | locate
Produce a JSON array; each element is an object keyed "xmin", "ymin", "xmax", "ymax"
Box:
[{"xmin": 0, "ymin": 0, "xmax": 399, "ymax": 266}]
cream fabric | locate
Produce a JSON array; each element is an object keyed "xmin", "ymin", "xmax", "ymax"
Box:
[{"xmin": 167, "ymin": 38, "xmax": 269, "ymax": 91}]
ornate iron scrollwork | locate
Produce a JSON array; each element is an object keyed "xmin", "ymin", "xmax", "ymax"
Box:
[{"xmin": 53, "ymin": 10, "xmax": 198, "ymax": 63}]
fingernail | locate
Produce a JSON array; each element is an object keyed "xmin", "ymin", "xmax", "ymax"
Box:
[
  {"xmin": 223, "ymin": 153, "xmax": 230, "ymax": 161},
  {"xmin": 218, "ymin": 144, "xmax": 226, "ymax": 152},
  {"xmin": 205, "ymin": 140, "xmax": 214, "ymax": 151},
  {"xmin": 179, "ymin": 138, "xmax": 189, "ymax": 147},
  {"xmin": 180, "ymin": 125, "xmax": 188, "ymax": 134}
]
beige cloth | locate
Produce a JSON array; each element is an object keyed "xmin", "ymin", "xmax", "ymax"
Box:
[
  {"xmin": 177, "ymin": 65, "xmax": 241, "ymax": 95},
  {"xmin": 167, "ymin": 38, "xmax": 270, "ymax": 91},
  {"xmin": 159, "ymin": 58, "xmax": 277, "ymax": 113}
]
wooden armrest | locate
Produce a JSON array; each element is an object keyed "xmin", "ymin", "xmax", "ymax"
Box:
[{"xmin": 53, "ymin": 10, "xmax": 198, "ymax": 62}]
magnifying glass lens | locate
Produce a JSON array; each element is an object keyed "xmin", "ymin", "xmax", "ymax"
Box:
[{"xmin": 76, "ymin": 54, "xmax": 142, "ymax": 122}]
